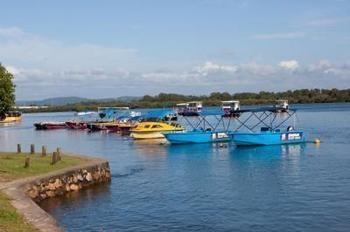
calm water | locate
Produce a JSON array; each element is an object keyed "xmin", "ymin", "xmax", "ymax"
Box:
[{"xmin": 1, "ymin": 103, "xmax": 350, "ymax": 231}]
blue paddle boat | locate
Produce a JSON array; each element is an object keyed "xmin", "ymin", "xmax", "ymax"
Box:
[
  {"xmin": 229, "ymin": 107, "xmax": 306, "ymax": 146},
  {"xmin": 231, "ymin": 127, "xmax": 305, "ymax": 146},
  {"xmin": 164, "ymin": 130, "xmax": 230, "ymax": 144}
]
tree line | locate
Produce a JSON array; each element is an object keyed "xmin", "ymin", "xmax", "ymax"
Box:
[{"xmin": 21, "ymin": 88, "xmax": 350, "ymax": 113}]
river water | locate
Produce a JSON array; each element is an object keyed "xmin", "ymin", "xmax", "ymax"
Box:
[{"xmin": 1, "ymin": 103, "xmax": 350, "ymax": 231}]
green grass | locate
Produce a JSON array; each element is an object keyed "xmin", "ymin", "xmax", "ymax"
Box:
[
  {"xmin": 0, "ymin": 152, "xmax": 87, "ymax": 182},
  {"xmin": 0, "ymin": 192, "xmax": 38, "ymax": 232},
  {"xmin": 0, "ymin": 152, "xmax": 88, "ymax": 231}
]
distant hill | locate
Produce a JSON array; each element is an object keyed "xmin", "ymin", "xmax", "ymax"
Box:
[{"xmin": 16, "ymin": 96, "xmax": 141, "ymax": 106}]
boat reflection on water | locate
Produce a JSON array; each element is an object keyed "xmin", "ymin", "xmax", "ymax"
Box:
[
  {"xmin": 132, "ymin": 138, "xmax": 168, "ymax": 146},
  {"xmin": 231, "ymin": 144, "xmax": 305, "ymax": 163}
]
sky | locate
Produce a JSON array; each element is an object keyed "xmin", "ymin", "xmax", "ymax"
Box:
[{"xmin": 0, "ymin": 0, "xmax": 349, "ymax": 100}]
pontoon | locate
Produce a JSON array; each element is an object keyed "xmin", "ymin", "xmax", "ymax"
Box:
[
  {"xmin": 273, "ymin": 100, "xmax": 289, "ymax": 113},
  {"xmin": 176, "ymin": 101, "xmax": 202, "ymax": 116},
  {"xmin": 221, "ymin": 100, "xmax": 240, "ymax": 117}
]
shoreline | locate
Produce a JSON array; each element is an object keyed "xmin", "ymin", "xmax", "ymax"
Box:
[{"xmin": 0, "ymin": 153, "xmax": 111, "ymax": 232}]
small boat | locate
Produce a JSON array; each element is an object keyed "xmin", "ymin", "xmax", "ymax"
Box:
[
  {"xmin": 130, "ymin": 122, "xmax": 184, "ymax": 139},
  {"xmin": 0, "ymin": 111, "xmax": 22, "ymax": 123},
  {"xmin": 87, "ymin": 121, "xmax": 119, "ymax": 132},
  {"xmin": 273, "ymin": 100, "xmax": 289, "ymax": 113},
  {"xmin": 65, "ymin": 121, "xmax": 88, "ymax": 130},
  {"xmin": 34, "ymin": 121, "xmax": 67, "ymax": 130},
  {"xmin": 164, "ymin": 130, "xmax": 231, "ymax": 144},
  {"xmin": 176, "ymin": 101, "xmax": 202, "ymax": 116},
  {"xmin": 221, "ymin": 100, "xmax": 240, "ymax": 117},
  {"xmin": 231, "ymin": 126, "xmax": 305, "ymax": 146}
]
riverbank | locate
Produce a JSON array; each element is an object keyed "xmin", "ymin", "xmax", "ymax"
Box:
[{"xmin": 0, "ymin": 152, "xmax": 111, "ymax": 232}]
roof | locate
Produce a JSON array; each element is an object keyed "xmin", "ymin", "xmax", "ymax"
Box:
[
  {"xmin": 142, "ymin": 109, "xmax": 175, "ymax": 119},
  {"xmin": 221, "ymin": 100, "xmax": 240, "ymax": 104}
]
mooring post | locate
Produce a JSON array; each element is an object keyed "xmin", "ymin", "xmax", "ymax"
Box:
[
  {"xmin": 41, "ymin": 145, "xmax": 47, "ymax": 157},
  {"xmin": 30, "ymin": 144, "xmax": 35, "ymax": 154},
  {"xmin": 51, "ymin": 152, "xmax": 58, "ymax": 165},
  {"xmin": 57, "ymin": 147, "xmax": 62, "ymax": 161},
  {"xmin": 24, "ymin": 156, "xmax": 30, "ymax": 168},
  {"xmin": 17, "ymin": 144, "xmax": 21, "ymax": 153}
]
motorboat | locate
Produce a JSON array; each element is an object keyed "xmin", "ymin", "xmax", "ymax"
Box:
[
  {"xmin": 130, "ymin": 121, "xmax": 184, "ymax": 139},
  {"xmin": 34, "ymin": 121, "xmax": 67, "ymax": 130}
]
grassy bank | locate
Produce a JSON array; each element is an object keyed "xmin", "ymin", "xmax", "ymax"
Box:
[
  {"xmin": 0, "ymin": 192, "xmax": 38, "ymax": 232},
  {"xmin": 0, "ymin": 152, "xmax": 88, "ymax": 231},
  {"xmin": 0, "ymin": 152, "xmax": 86, "ymax": 182}
]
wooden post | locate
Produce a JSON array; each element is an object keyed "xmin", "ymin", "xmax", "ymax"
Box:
[
  {"xmin": 30, "ymin": 144, "xmax": 35, "ymax": 154},
  {"xmin": 24, "ymin": 156, "xmax": 30, "ymax": 168},
  {"xmin": 41, "ymin": 146, "xmax": 47, "ymax": 157},
  {"xmin": 56, "ymin": 147, "xmax": 62, "ymax": 161},
  {"xmin": 51, "ymin": 152, "xmax": 58, "ymax": 165},
  {"xmin": 17, "ymin": 144, "xmax": 21, "ymax": 153}
]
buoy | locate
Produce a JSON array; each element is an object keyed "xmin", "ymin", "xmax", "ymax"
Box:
[{"xmin": 314, "ymin": 138, "xmax": 321, "ymax": 144}]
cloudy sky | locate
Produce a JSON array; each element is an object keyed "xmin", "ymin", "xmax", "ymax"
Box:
[{"xmin": 1, "ymin": 0, "xmax": 349, "ymax": 100}]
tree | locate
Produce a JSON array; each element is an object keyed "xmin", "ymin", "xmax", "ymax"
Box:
[{"xmin": 0, "ymin": 64, "xmax": 16, "ymax": 116}]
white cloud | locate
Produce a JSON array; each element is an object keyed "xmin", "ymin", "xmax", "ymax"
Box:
[
  {"xmin": 252, "ymin": 32, "xmax": 305, "ymax": 40},
  {"xmin": 307, "ymin": 17, "xmax": 350, "ymax": 27},
  {"xmin": 0, "ymin": 27, "xmax": 138, "ymax": 71},
  {"xmin": 279, "ymin": 60, "xmax": 299, "ymax": 71},
  {"xmin": 193, "ymin": 61, "xmax": 238, "ymax": 76}
]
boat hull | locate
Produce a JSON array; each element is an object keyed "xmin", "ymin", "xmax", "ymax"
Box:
[
  {"xmin": 130, "ymin": 131, "xmax": 166, "ymax": 139},
  {"xmin": 231, "ymin": 131, "xmax": 306, "ymax": 146},
  {"xmin": 164, "ymin": 131, "xmax": 231, "ymax": 144},
  {"xmin": 65, "ymin": 121, "xmax": 88, "ymax": 130},
  {"xmin": 0, "ymin": 116, "xmax": 22, "ymax": 123},
  {"xmin": 34, "ymin": 123, "xmax": 66, "ymax": 130}
]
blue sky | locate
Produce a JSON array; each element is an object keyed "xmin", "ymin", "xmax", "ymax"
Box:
[{"xmin": 0, "ymin": 0, "xmax": 349, "ymax": 100}]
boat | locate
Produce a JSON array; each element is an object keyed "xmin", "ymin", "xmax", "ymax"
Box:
[
  {"xmin": 221, "ymin": 100, "xmax": 240, "ymax": 117},
  {"xmin": 164, "ymin": 130, "xmax": 230, "ymax": 144},
  {"xmin": 176, "ymin": 101, "xmax": 202, "ymax": 116},
  {"xmin": 164, "ymin": 109, "xmax": 235, "ymax": 144},
  {"xmin": 87, "ymin": 107, "xmax": 134, "ymax": 132},
  {"xmin": 231, "ymin": 127, "xmax": 305, "ymax": 146},
  {"xmin": 273, "ymin": 99, "xmax": 289, "ymax": 113},
  {"xmin": 130, "ymin": 121, "xmax": 184, "ymax": 139},
  {"xmin": 65, "ymin": 121, "xmax": 88, "ymax": 129},
  {"xmin": 230, "ymin": 107, "xmax": 306, "ymax": 146},
  {"xmin": 0, "ymin": 111, "xmax": 22, "ymax": 123},
  {"xmin": 34, "ymin": 121, "xmax": 67, "ymax": 130},
  {"xmin": 87, "ymin": 121, "xmax": 119, "ymax": 132}
]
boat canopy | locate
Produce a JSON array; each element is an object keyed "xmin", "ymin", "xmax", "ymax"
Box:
[{"xmin": 141, "ymin": 109, "xmax": 176, "ymax": 120}]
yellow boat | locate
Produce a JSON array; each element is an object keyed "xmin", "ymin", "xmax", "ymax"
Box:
[
  {"xmin": 0, "ymin": 111, "xmax": 22, "ymax": 123},
  {"xmin": 130, "ymin": 121, "xmax": 184, "ymax": 139}
]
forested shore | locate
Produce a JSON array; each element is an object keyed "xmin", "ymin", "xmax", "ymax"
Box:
[{"xmin": 20, "ymin": 88, "xmax": 350, "ymax": 113}]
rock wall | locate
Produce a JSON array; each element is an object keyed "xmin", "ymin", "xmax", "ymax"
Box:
[{"xmin": 26, "ymin": 162, "xmax": 111, "ymax": 202}]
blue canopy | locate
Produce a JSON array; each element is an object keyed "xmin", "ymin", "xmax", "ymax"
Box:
[{"xmin": 142, "ymin": 109, "xmax": 175, "ymax": 119}]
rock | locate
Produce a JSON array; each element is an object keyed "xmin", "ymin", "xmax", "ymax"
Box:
[
  {"xmin": 48, "ymin": 182, "xmax": 56, "ymax": 191},
  {"xmin": 69, "ymin": 184, "xmax": 79, "ymax": 191},
  {"xmin": 65, "ymin": 184, "xmax": 71, "ymax": 192},
  {"xmin": 85, "ymin": 172, "xmax": 93, "ymax": 182},
  {"xmin": 40, "ymin": 193, "xmax": 47, "ymax": 200},
  {"xmin": 92, "ymin": 171, "xmax": 101, "ymax": 180},
  {"xmin": 54, "ymin": 178, "xmax": 62, "ymax": 188},
  {"xmin": 27, "ymin": 188, "xmax": 39, "ymax": 199},
  {"xmin": 77, "ymin": 173, "xmax": 84, "ymax": 181},
  {"xmin": 46, "ymin": 191, "xmax": 55, "ymax": 197},
  {"xmin": 72, "ymin": 175, "xmax": 78, "ymax": 183}
]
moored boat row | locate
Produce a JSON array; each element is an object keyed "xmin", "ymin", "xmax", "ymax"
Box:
[{"xmin": 30, "ymin": 99, "xmax": 306, "ymax": 147}]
